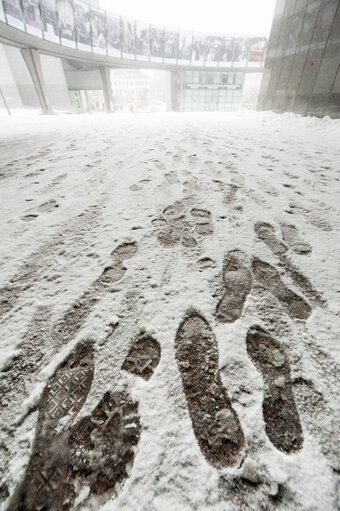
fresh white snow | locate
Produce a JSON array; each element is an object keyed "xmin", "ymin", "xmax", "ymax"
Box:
[{"xmin": 0, "ymin": 110, "xmax": 339, "ymax": 510}]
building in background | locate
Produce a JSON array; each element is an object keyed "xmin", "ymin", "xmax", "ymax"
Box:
[
  {"xmin": 242, "ymin": 72, "xmax": 263, "ymax": 109},
  {"xmin": 257, "ymin": 0, "xmax": 340, "ymax": 118},
  {"xmin": 144, "ymin": 70, "xmax": 172, "ymax": 111},
  {"xmin": 172, "ymin": 70, "xmax": 245, "ymax": 112},
  {"xmin": 0, "ymin": 0, "xmax": 268, "ymax": 114},
  {"xmin": 110, "ymin": 69, "xmax": 150, "ymax": 110}
]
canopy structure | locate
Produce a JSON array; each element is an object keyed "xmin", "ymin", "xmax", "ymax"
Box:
[{"xmin": 0, "ymin": 0, "xmax": 267, "ymax": 72}]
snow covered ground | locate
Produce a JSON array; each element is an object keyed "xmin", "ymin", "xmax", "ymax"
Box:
[{"xmin": 0, "ymin": 110, "xmax": 339, "ymax": 511}]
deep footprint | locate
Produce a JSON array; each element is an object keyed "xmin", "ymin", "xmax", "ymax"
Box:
[
  {"xmin": 122, "ymin": 332, "xmax": 161, "ymax": 380},
  {"xmin": 175, "ymin": 312, "xmax": 244, "ymax": 468},
  {"xmin": 152, "ymin": 201, "xmax": 212, "ymax": 248},
  {"xmin": 252, "ymin": 258, "xmax": 311, "ymax": 320},
  {"xmin": 254, "ymin": 222, "xmax": 288, "ymax": 255},
  {"xmin": 216, "ymin": 250, "xmax": 253, "ymax": 323},
  {"xmin": 254, "ymin": 223, "xmax": 323, "ymax": 305},
  {"xmin": 190, "ymin": 208, "xmax": 214, "ymax": 236},
  {"xmin": 52, "ymin": 241, "xmax": 138, "ymax": 346},
  {"xmin": 11, "ymin": 341, "xmax": 95, "ymax": 511},
  {"xmin": 280, "ymin": 223, "xmax": 311, "ymax": 254},
  {"xmin": 69, "ymin": 391, "xmax": 140, "ymax": 498},
  {"xmin": 11, "ymin": 342, "xmax": 141, "ymax": 510},
  {"xmin": 246, "ymin": 325, "xmax": 303, "ymax": 453}
]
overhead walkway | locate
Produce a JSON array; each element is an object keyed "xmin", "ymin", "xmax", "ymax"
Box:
[{"xmin": 0, "ymin": 0, "xmax": 267, "ymax": 112}]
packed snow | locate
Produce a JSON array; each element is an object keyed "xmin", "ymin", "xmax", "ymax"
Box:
[{"xmin": 0, "ymin": 110, "xmax": 339, "ymax": 510}]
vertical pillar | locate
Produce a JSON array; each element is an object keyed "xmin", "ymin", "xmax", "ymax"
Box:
[
  {"xmin": 84, "ymin": 90, "xmax": 91, "ymax": 113},
  {"xmin": 99, "ymin": 67, "xmax": 112, "ymax": 113},
  {"xmin": 179, "ymin": 71, "xmax": 183, "ymax": 112},
  {"xmin": 170, "ymin": 71, "xmax": 179, "ymax": 111},
  {"xmin": 0, "ymin": 87, "xmax": 11, "ymax": 115},
  {"xmin": 20, "ymin": 48, "xmax": 53, "ymax": 114}
]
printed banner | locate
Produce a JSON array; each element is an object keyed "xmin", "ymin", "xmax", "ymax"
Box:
[
  {"xmin": 22, "ymin": 0, "xmax": 42, "ymax": 36},
  {"xmin": 107, "ymin": 12, "xmax": 121, "ymax": 57},
  {"xmin": 74, "ymin": 0, "xmax": 91, "ymax": 51},
  {"xmin": 150, "ymin": 25, "xmax": 164, "ymax": 62},
  {"xmin": 122, "ymin": 18, "xmax": 135, "ymax": 59},
  {"xmin": 40, "ymin": 0, "xmax": 60, "ymax": 43},
  {"xmin": 136, "ymin": 20, "xmax": 149, "ymax": 60},
  {"xmin": 205, "ymin": 36, "xmax": 223, "ymax": 66},
  {"xmin": 3, "ymin": 0, "xmax": 25, "ymax": 30},
  {"xmin": 248, "ymin": 36, "xmax": 266, "ymax": 66},
  {"xmin": 164, "ymin": 28, "xmax": 178, "ymax": 63},
  {"xmin": 233, "ymin": 38, "xmax": 249, "ymax": 67},
  {"xmin": 90, "ymin": 7, "xmax": 106, "ymax": 54},
  {"xmin": 219, "ymin": 37, "xmax": 234, "ymax": 67},
  {"xmin": 192, "ymin": 32, "xmax": 206, "ymax": 66},
  {"xmin": 177, "ymin": 30, "xmax": 192, "ymax": 65},
  {"xmin": 56, "ymin": 0, "xmax": 76, "ymax": 47}
]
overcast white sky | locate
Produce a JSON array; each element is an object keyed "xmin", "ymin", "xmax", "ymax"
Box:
[{"xmin": 100, "ymin": 0, "xmax": 276, "ymax": 36}]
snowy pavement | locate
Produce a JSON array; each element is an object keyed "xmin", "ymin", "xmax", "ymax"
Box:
[{"xmin": 0, "ymin": 110, "xmax": 339, "ymax": 510}]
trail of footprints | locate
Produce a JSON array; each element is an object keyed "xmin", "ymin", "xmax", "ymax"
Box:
[
  {"xmin": 3, "ymin": 212, "xmax": 324, "ymax": 509},
  {"xmin": 0, "ymin": 205, "xmax": 100, "ymax": 320},
  {"xmin": 10, "ymin": 337, "xmax": 160, "ymax": 511},
  {"xmin": 152, "ymin": 201, "xmax": 213, "ymax": 248},
  {"xmin": 0, "ymin": 241, "xmax": 138, "ymax": 410}
]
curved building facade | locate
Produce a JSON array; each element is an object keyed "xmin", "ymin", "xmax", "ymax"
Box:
[
  {"xmin": 257, "ymin": 0, "xmax": 340, "ymax": 118},
  {"xmin": 0, "ymin": 0, "xmax": 267, "ymax": 70}
]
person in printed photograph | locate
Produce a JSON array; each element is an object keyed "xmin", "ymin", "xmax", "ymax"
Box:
[
  {"xmin": 150, "ymin": 28, "xmax": 164, "ymax": 58},
  {"xmin": 136, "ymin": 24, "xmax": 149, "ymax": 56},
  {"xmin": 233, "ymin": 38, "xmax": 249, "ymax": 63},
  {"xmin": 57, "ymin": 0, "xmax": 74, "ymax": 40},
  {"xmin": 107, "ymin": 15, "xmax": 121, "ymax": 51},
  {"xmin": 75, "ymin": 2, "xmax": 90, "ymax": 45},
  {"xmin": 220, "ymin": 38, "xmax": 234, "ymax": 62},
  {"xmin": 192, "ymin": 35, "xmax": 205, "ymax": 62},
  {"xmin": 205, "ymin": 36, "xmax": 222, "ymax": 63},
  {"xmin": 125, "ymin": 21, "xmax": 135, "ymax": 54},
  {"xmin": 40, "ymin": 0, "xmax": 59, "ymax": 35},
  {"xmin": 248, "ymin": 37, "xmax": 266, "ymax": 62},
  {"xmin": 91, "ymin": 10, "xmax": 106, "ymax": 49},
  {"xmin": 4, "ymin": 0, "xmax": 23, "ymax": 20},
  {"xmin": 178, "ymin": 32, "xmax": 192, "ymax": 61},
  {"xmin": 164, "ymin": 30, "xmax": 178, "ymax": 59},
  {"xmin": 22, "ymin": 0, "xmax": 40, "ymax": 28}
]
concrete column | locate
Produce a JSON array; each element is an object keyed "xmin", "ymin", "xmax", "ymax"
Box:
[
  {"xmin": 0, "ymin": 87, "xmax": 11, "ymax": 115},
  {"xmin": 84, "ymin": 90, "xmax": 91, "ymax": 113},
  {"xmin": 20, "ymin": 48, "xmax": 53, "ymax": 114},
  {"xmin": 99, "ymin": 67, "xmax": 112, "ymax": 113},
  {"xmin": 171, "ymin": 71, "xmax": 179, "ymax": 111},
  {"xmin": 179, "ymin": 71, "xmax": 183, "ymax": 112}
]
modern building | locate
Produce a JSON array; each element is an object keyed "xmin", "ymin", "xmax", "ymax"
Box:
[
  {"xmin": 242, "ymin": 72, "xmax": 263, "ymax": 109},
  {"xmin": 257, "ymin": 0, "xmax": 340, "ymax": 117},
  {"xmin": 172, "ymin": 70, "xmax": 245, "ymax": 112},
  {"xmin": 0, "ymin": 0, "xmax": 269, "ymax": 114},
  {"xmin": 0, "ymin": 42, "xmax": 73, "ymax": 111}
]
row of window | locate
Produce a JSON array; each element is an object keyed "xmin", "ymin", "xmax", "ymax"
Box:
[
  {"xmin": 112, "ymin": 88, "xmax": 149, "ymax": 95},
  {"xmin": 180, "ymin": 71, "xmax": 244, "ymax": 85},
  {"xmin": 179, "ymin": 87, "xmax": 242, "ymax": 112},
  {"xmin": 181, "ymin": 103, "xmax": 240, "ymax": 112},
  {"xmin": 111, "ymin": 80, "xmax": 149, "ymax": 86}
]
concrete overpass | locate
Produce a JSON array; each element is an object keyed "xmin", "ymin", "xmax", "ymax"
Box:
[{"xmin": 0, "ymin": 2, "xmax": 266, "ymax": 113}]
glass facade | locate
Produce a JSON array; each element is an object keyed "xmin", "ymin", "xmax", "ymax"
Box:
[
  {"xmin": 257, "ymin": 0, "xmax": 340, "ymax": 118},
  {"xmin": 177, "ymin": 71, "xmax": 244, "ymax": 111}
]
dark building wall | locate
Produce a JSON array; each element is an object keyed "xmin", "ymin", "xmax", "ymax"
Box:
[{"xmin": 257, "ymin": 0, "xmax": 340, "ymax": 117}]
